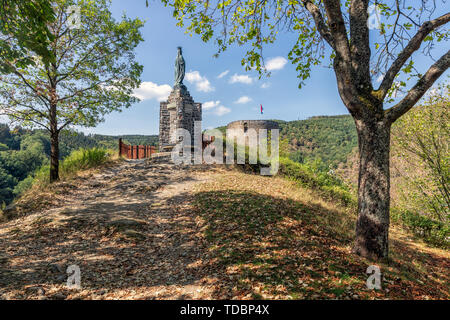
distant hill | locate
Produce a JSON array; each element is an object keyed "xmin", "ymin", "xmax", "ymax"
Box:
[
  {"xmin": 83, "ymin": 134, "xmax": 158, "ymax": 150},
  {"xmin": 217, "ymin": 115, "xmax": 358, "ymax": 169},
  {"xmin": 278, "ymin": 115, "xmax": 357, "ymax": 169}
]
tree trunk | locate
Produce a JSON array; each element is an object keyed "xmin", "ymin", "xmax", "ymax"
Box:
[
  {"xmin": 50, "ymin": 129, "xmax": 59, "ymax": 182},
  {"xmin": 49, "ymin": 103, "xmax": 59, "ymax": 182},
  {"xmin": 353, "ymin": 117, "xmax": 391, "ymax": 260}
]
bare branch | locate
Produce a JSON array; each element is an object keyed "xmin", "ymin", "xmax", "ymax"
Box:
[
  {"xmin": 350, "ymin": 0, "xmax": 371, "ymax": 86},
  {"xmin": 385, "ymin": 49, "xmax": 450, "ymax": 124},
  {"xmin": 323, "ymin": 0, "xmax": 351, "ymax": 63},
  {"xmin": 301, "ymin": 0, "xmax": 334, "ymax": 48},
  {"xmin": 321, "ymin": 0, "xmax": 361, "ymax": 114},
  {"xmin": 378, "ymin": 12, "xmax": 450, "ymax": 100}
]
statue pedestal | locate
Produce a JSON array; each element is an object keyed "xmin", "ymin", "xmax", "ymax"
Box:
[{"xmin": 159, "ymin": 86, "xmax": 202, "ymax": 149}]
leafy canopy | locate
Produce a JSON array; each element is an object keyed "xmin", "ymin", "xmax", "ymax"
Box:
[
  {"xmin": 159, "ymin": 0, "xmax": 449, "ymax": 94},
  {"xmin": 0, "ymin": 0, "xmax": 144, "ymax": 132},
  {"xmin": 0, "ymin": 0, "xmax": 56, "ymax": 72}
]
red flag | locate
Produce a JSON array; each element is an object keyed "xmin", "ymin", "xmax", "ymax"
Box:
[{"xmin": 260, "ymin": 104, "xmax": 263, "ymax": 114}]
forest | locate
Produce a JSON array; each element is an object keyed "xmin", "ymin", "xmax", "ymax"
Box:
[
  {"xmin": 0, "ymin": 123, "xmax": 157, "ymax": 206},
  {"xmin": 277, "ymin": 115, "xmax": 358, "ymax": 170}
]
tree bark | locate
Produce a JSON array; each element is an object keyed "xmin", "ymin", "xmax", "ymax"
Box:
[
  {"xmin": 353, "ymin": 116, "xmax": 391, "ymax": 260},
  {"xmin": 49, "ymin": 103, "xmax": 59, "ymax": 182}
]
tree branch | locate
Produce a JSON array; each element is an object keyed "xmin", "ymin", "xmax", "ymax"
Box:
[
  {"xmin": 301, "ymin": 0, "xmax": 334, "ymax": 49},
  {"xmin": 378, "ymin": 12, "xmax": 450, "ymax": 100},
  {"xmin": 322, "ymin": 0, "xmax": 361, "ymax": 115},
  {"xmin": 323, "ymin": 0, "xmax": 351, "ymax": 63},
  {"xmin": 0, "ymin": 108, "xmax": 49, "ymax": 131},
  {"xmin": 2, "ymin": 59, "xmax": 51, "ymax": 108},
  {"xmin": 350, "ymin": 0, "xmax": 371, "ymax": 87},
  {"xmin": 385, "ymin": 49, "xmax": 450, "ymax": 124}
]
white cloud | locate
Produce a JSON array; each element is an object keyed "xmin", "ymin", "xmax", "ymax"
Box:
[
  {"xmin": 229, "ymin": 73, "xmax": 254, "ymax": 84},
  {"xmin": 260, "ymin": 82, "xmax": 271, "ymax": 89},
  {"xmin": 376, "ymin": 74, "xmax": 384, "ymax": 83},
  {"xmin": 214, "ymin": 105, "xmax": 231, "ymax": 116},
  {"xmin": 133, "ymin": 81, "xmax": 172, "ymax": 102},
  {"xmin": 217, "ymin": 70, "xmax": 229, "ymax": 79},
  {"xmin": 202, "ymin": 100, "xmax": 230, "ymax": 116},
  {"xmin": 265, "ymin": 56, "xmax": 288, "ymax": 71},
  {"xmin": 185, "ymin": 71, "xmax": 214, "ymax": 92},
  {"xmin": 203, "ymin": 100, "xmax": 220, "ymax": 110},
  {"xmin": 235, "ymin": 96, "xmax": 252, "ymax": 104}
]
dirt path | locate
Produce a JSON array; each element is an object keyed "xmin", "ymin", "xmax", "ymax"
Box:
[{"xmin": 0, "ymin": 157, "xmax": 218, "ymax": 300}]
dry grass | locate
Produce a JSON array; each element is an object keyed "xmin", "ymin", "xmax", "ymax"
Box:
[{"xmin": 192, "ymin": 169, "xmax": 449, "ymax": 299}]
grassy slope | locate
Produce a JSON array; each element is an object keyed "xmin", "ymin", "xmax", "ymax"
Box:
[{"xmin": 193, "ymin": 168, "xmax": 449, "ymax": 300}]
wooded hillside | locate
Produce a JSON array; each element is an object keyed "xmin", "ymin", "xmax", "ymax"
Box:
[{"xmin": 0, "ymin": 123, "xmax": 157, "ymax": 206}]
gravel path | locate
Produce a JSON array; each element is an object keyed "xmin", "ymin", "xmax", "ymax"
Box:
[{"xmin": 0, "ymin": 156, "xmax": 217, "ymax": 300}]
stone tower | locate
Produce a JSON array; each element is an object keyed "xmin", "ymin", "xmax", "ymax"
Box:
[{"xmin": 159, "ymin": 47, "xmax": 202, "ymax": 151}]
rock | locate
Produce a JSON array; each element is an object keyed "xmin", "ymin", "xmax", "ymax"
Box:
[
  {"xmin": 352, "ymin": 294, "xmax": 359, "ymax": 299},
  {"xmin": 56, "ymin": 274, "xmax": 67, "ymax": 282},
  {"xmin": 107, "ymin": 218, "xmax": 146, "ymax": 230},
  {"xmin": 98, "ymin": 289, "xmax": 107, "ymax": 296},
  {"xmin": 26, "ymin": 286, "xmax": 45, "ymax": 296},
  {"xmin": 48, "ymin": 263, "xmax": 64, "ymax": 274},
  {"xmin": 122, "ymin": 229, "xmax": 146, "ymax": 241},
  {"xmin": 2, "ymin": 203, "xmax": 18, "ymax": 219},
  {"xmin": 52, "ymin": 293, "xmax": 67, "ymax": 300}
]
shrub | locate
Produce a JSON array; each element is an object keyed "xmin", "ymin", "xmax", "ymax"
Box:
[
  {"xmin": 16, "ymin": 148, "xmax": 112, "ymax": 191},
  {"xmin": 13, "ymin": 175, "xmax": 35, "ymax": 197},
  {"xmin": 391, "ymin": 207, "xmax": 449, "ymax": 248},
  {"xmin": 60, "ymin": 147, "xmax": 111, "ymax": 176},
  {"xmin": 278, "ymin": 157, "xmax": 354, "ymax": 205}
]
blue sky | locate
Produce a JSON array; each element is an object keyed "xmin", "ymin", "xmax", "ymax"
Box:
[
  {"xmin": 2, "ymin": 1, "xmax": 447, "ymax": 136},
  {"xmin": 90, "ymin": 0, "xmax": 350, "ymax": 135}
]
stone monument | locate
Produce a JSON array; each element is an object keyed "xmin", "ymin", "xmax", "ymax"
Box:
[{"xmin": 159, "ymin": 47, "xmax": 202, "ymax": 151}]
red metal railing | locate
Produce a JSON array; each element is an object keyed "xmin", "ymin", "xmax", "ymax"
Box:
[{"xmin": 119, "ymin": 139, "xmax": 156, "ymax": 159}]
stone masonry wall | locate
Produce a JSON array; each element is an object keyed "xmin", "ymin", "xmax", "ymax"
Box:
[
  {"xmin": 159, "ymin": 87, "xmax": 202, "ymax": 148},
  {"xmin": 227, "ymin": 120, "xmax": 279, "ymax": 132}
]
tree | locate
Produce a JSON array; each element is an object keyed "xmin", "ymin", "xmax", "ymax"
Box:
[
  {"xmin": 0, "ymin": 0, "xmax": 144, "ymax": 181},
  {"xmin": 0, "ymin": 0, "xmax": 56, "ymax": 72},
  {"xmin": 160, "ymin": 0, "xmax": 450, "ymax": 259},
  {"xmin": 0, "ymin": 166, "xmax": 16, "ymax": 204},
  {"xmin": 391, "ymin": 83, "xmax": 449, "ymax": 221}
]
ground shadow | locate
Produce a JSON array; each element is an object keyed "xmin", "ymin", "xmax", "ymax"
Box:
[{"xmin": 190, "ymin": 189, "xmax": 449, "ymax": 299}]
